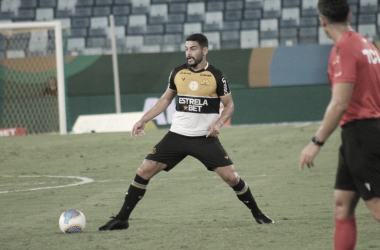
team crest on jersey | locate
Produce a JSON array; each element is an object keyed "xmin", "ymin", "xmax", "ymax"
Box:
[
  {"xmin": 200, "ymin": 80, "xmax": 209, "ymax": 86},
  {"xmin": 189, "ymin": 81, "xmax": 198, "ymax": 91},
  {"xmin": 149, "ymin": 148, "xmax": 156, "ymax": 154}
]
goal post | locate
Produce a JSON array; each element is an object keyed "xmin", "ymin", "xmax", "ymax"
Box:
[{"xmin": 0, "ymin": 21, "xmax": 67, "ymax": 135}]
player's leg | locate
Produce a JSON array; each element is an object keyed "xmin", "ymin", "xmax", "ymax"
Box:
[
  {"xmin": 214, "ymin": 165, "xmax": 274, "ymax": 224},
  {"xmin": 333, "ymin": 190, "xmax": 360, "ymax": 250},
  {"xmin": 98, "ymin": 160, "xmax": 167, "ymax": 231},
  {"xmin": 365, "ymin": 197, "xmax": 380, "ymax": 223}
]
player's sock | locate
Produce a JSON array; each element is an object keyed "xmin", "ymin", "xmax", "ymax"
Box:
[
  {"xmin": 115, "ymin": 174, "xmax": 149, "ymax": 221},
  {"xmin": 232, "ymin": 178, "xmax": 262, "ymax": 217},
  {"xmin": 334, "ymin": 217, "xmax": 357, "ymax": 250}
]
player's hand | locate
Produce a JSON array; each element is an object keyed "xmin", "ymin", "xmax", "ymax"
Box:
[
  {"xmin": 206, "ymin": 122, "xmax": 222, "ymax": 137},
  {"xmin": 131, "ymin": 120, "xmax": 146, "ymax": 138},
  {"xmin": 299, "ymin": 142, "xmax": 321, "ymax": 170}
]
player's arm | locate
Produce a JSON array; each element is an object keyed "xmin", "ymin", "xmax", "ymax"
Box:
[
  {"xmin": 299, "ymin": 82, "xmax": 354, "ymax": 169},
  {"xmin": 206, "ymin": 94, "xmax": 234, "ymax": 138},
  {"xmin": 131, "ymin": 88, "xmax": 177, "ymax": 138}
]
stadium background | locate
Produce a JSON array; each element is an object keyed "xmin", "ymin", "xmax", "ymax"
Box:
[{"xmin": 0, "ymin": 0, "xmax": 379, "ymax": 132}]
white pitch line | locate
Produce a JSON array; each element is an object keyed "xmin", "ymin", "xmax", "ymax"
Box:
[{"xmin": 0, "ymin": 175, "xmax": 94, "ymax": 194}]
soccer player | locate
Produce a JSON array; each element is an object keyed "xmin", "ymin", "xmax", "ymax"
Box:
[
  {"xmin": 299, "ymin": 1, "xmax": 380, "ymax": 249},
  {"xmin": 99, "ymin": 33, "xmax": 274, "ymax": 231}
]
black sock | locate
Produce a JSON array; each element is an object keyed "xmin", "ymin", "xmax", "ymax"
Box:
[
  {"xmin": 232, "ymin": 178, "xmax": 262, "ymax": 217},
  {"xmin": 116, "ymin": 174, "xmax": 149, "ymax": 221}
]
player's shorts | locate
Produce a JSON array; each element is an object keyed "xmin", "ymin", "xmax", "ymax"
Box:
[
  {"xmin": 145, "ymin": 131, "xmax": 233, "ymax": 171},
  {"xmin": 334, "ymin": 118, "xmax": 380, "ymax": 200}
]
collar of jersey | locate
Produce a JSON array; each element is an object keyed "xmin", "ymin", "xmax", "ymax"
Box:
[{"xmin": 188, "ymin": 62, "xmax": 209, "ymax": 73}]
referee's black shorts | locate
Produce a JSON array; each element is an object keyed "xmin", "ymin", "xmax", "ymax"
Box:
[
  {"xmin": 145, "ymin": 131, "xmax": 233, "ymax": 171},
  {"xmin": 335, "ymin": 118, "xmax": 380, "ymax": 200}
]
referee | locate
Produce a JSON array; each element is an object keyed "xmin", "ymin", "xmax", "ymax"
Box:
[
  {"xmin": 99, "ymin": 33, "xmax": 273, "ymax": 231},
  {"xmin": 299, "ymin": 1, "xmax": 380, "ymax": 249}
]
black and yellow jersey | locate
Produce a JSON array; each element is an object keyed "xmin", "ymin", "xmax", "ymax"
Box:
[{"xmin": 168, "ymin": 62, "xmax": 231, "ymax": 136}]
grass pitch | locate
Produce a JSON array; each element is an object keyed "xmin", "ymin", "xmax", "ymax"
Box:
[{"xmin": 0, "ymin": 124, "xmax": 378, "ymax": 250}]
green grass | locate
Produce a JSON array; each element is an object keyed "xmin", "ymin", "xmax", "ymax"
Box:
[{"xmin": 0, "ymin": 124, "xmax": 378, "ymax": 250}]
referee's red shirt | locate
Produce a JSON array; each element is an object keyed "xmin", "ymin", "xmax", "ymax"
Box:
[{"xmin": 328, "ymin": 30, "xmax": 380, "ymax": 126}]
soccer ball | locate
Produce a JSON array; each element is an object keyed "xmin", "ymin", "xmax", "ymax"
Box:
[{"xmin": 59, "ymin": 209, "xmax": 86, "ymax": 233}]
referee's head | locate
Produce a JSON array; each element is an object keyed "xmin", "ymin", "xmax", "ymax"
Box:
[
  {"xmin": 318, "ymin": 0, "xmax": 350, "ymax": 24},
  {"xmin": 186, "ymin": 33, "xmax": 209, "ymax": 49}
]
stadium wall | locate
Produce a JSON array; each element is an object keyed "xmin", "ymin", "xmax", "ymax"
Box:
[{"xmin": 0, "ymin": 44, "xmax": 333, "ymax": 131}]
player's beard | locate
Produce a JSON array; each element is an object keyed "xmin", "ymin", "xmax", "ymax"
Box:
[{"xmin": 187, "ymin": 55, "xmax": 202, "ymax": 68}]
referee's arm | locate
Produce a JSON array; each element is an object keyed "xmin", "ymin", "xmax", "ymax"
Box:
[{"xmin": 299, "ymin": 82, "xmax": 354, "ymax": 169}]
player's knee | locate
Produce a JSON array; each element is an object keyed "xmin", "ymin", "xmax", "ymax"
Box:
[
  {"xmin": 334, "ymin": 199, "xmax": 353, "ymax": 218},
  {"xmin": 137, "ymin": 160, "xmax": 165, "ymax": 180},
  {"xmin": 223, "ymin": 174, "xmax": 239, "ymax": 187}
]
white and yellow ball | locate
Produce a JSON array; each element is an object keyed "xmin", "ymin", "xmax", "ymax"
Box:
[{"xmin": 59, "ymin": 209, "xmax": 86, "ymax": 233}]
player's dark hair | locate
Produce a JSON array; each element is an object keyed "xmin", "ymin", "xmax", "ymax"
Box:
[
  {"xmin": 318, "ymin": 0, "xmax": 350, "ymax": 23},
  {"xmin": 186, "ymin": 33, "xmax": 208, "ymax": 48}
]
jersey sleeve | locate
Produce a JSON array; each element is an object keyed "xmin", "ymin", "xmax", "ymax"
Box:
[
  {"xmin": 329, "ymin": 45, "xmax": 357, "ymax": 85},
  {"xmin": 216, "ymin": 73, "xmax": 231, "ymax": 97},
  {"xmin": 168, "ymin": 69, "xmax": 177, "ymax": 90}
]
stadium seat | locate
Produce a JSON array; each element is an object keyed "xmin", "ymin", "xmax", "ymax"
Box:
[
  {"xmin": 358, "ymin": 14, "xmax": 376, "ymax": 24},
  {"xmin": 225, "ymin": 11, "xmax": 243, "ymax": 21},
  {"xmin": 282, "ymin": 8, "xmax": 300, "ymax": 25},
  {"xmin": 1, "ymin": 0, "xmax": 20, "ymax": 13},
  {"xmin": 106, "ymin": 26, "xmax": 125, "ymax": 39},
  {"xmin": 161, "ymin": 44, "xmax": 180, "ymax": 52},
  {"xmin": 244, "ymin": 1, "xmax": 262, "ymax": 10},
  {"xmin": 205, "ymin": 12, "xmax": 223, "ymax": 29},
  {"xmin": 114, "ymin": 16, "xmax": 128, "ymax": 26},
  {"xmin": 318, "ymin": 27, "xmax": 333, "ymax": 45},
  {"xmin": 29, "ymin": 30, "xmax": 48, "ymax": 53},
  {"xmin": 114, "ymin": 0, "xmax": 132, "ymax": 5},
  {"xmin": 19, "ymin": 0, "xmax": 38, "ymax": 9},
  {"xmin": 74, "ymin": 7, "xmax": 92, "ymax": 17},
  {"xmin": 169, "ymin": 3, "xmax": 187, "ymax": 13},
  {"xmin": 152, "ymin": 0, "xmax": 170, "ymax": 3},
  {"xmin": 70, "ymin": 28, "xmax": 88, "ymax": 37},
  {"xmin": 88, "ymin": 28, "xmax": 107, "ymax": 37},
  {"xmin": 244, "ymin": 9, "xmax": 262, "ymax": 20},
  {"xmin": 0, "ymin": 12, "xmax": 15, "ymax": 20},
  {"xmin": 183, "ymin": 23, "xmax": 202, "ymax": 36},
  {"xmin": 131, "ymin": 0, "xmax": 150, "ymax": 15},
  {"xmin": 203, "ymin": 31, "xmax": 220, "ymax": 50},
  {"xmin": 16, "ymin": 9, "xmax": 35, "ymax": 20},
  {"xmin": 359, "ymin": 0, "xmax": 378, "ymax": 14},
  {"xmin": 112, "ymin": 5, "xmax": 130, "ymax": 15},
  {"xmin": 163, "ymin": 34, "xmax": 182, "ymax": 44},
  {"xmin": 299, "ymin": 26, "xmax": 318, "ymax": 45},
  {"xmin": 203, "ymin": 23, "xmax": 221, "ymax": 32},
  {"xmin": 263, "ymin": 0, "xmax": 281, "ymax": 12},
  {"xmin": 76, "ymin": 0, "xmax": 94, "ymax": 7},
  {"xmin": 86, "ymin": 37, "xmax": 106, "ymax": 47},
  {"xmin": 55, "ymin": 9, "xmax": 73, "ymax": 18},
  {"xmin": 95, "ymin": 0, "xmax": 113, "ymax": 6},
  {"xmin": 187, "ymin": 2, "xmax": 205, "ymax": 16},
  {"xmin": 93, "ymin": 6, "xmax": 111, "ymax": 16},
  {"xmin": 280, "ymin": 28, "xmax": 298, "ymax": 38},
  {"xmin": 241, "ymin": 20, "xmax": 259, "ymax": 30},
  {"xmin": 6, "ymin": 50, "xmax": 26, "ymax": 58},
  {"xmin": 146, "ymin": 25, "xmax": 164, "ymax": 35},
  {"xmin": 207, "ymin": 2, "xmax": 224, "ymax": 12},
  {"xmin": 68, "ymin": 37, "xmax": 85, "ymax": 51},
  {"xmin": 39, "ymin": 0, "xmax": 57, "ymax": 8},
  {"xmin": 129, "ymin": 14, "xmax": 147, "ymax": 26},
  {"xmin": 168, "ymin": 13, "xmax": 185, "ymax": 23},
  {"xmin": 144, "ymin": 35, "xmax": 163, "ymax": 45},
  {"xmin": 223, "ymin": 21, "xmax": 241, "ymax": 31},
  {"xmin": 300, "ymin": 16, "xmax": 318, "ymax": 27},
  {"xmin": 240, "ymin": 29, "xmax": 258, "ymax": 48},
  {"xmin": 150, "ymin": 4, "xmax": 168, "ymax": 22},
  {"xmin": 57, "ymin": 0, "xmax": 76, "ymax": 10},
  {"xmin": 358, "ymin": 24, "xmax": 376, "ymax": 40},
  {"xmin": 71, "ymin": 17, "xmax": 91, "ymax": 28},
  {"xmin": 91, "ymin": 17, "xmax": 108, "ymax": 28},
  {"xmin": 127, "ymin": 26, "xmax": 146, "ymax": 35},
  {"xmin": 125, "ymin": 35, "xmax": 143, "ymax": 49},
  {"xmin": 280, "ymin": 36, "xmax": 298, "ymax": 46},
  {"xmin": 55, "ymin": 18, "xmax": 71, "ymax": 27},
  {"xmin": 260, "ymin": 19, "xmax": 278, "ymax": 32},
  {"xmin": 36, "ymin": 8, "xmax": 54, "ymax": 21},
  {"xmin": 301, "ymin": 0, "xmax": 319, "ymax": 16},
  {"xmin": 280, "ymin": 19, "xmax": 297, "ymax": 28},
  {"xmin": 226, "ymin": 1, "xmax": 243, "ymax": 11},
  {"xmin": 283, "ymin": 0, "xmax": 301, "ymax": 7}
]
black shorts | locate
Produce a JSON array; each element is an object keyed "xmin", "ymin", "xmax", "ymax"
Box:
[
  {"xmin": 335, "ymin": 118, "xmax": 380, "ymax": 200},
  {"xmin": 145, "ymin": 131, "xmax": 233, "ymax": 171}
]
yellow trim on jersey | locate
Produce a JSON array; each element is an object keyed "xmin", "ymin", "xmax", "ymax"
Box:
[{"xmin": 220, "ymin": 92, "xmax": 232, "ymax": 98}]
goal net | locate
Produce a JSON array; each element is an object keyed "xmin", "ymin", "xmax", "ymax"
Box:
[{"xmin": 0, "ymin": 21, "xmax": 68, "ymax": 135}]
